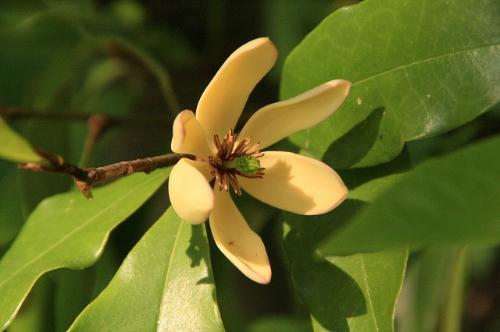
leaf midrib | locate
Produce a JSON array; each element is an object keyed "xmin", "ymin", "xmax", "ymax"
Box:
[
  {"xmin": 155, "ymin": 220, "xmax": 184, "ymax": 331},
  {"xmin": 359, "ymin": 254, "xmax": 380, "ymax": 332},
  {"xmin": 0, "ymin": 171, "xmax": 166, "ymax": 290},
  {"xmin": 351, "ymin": 42, "xmax": 499, "ymax": 87}
]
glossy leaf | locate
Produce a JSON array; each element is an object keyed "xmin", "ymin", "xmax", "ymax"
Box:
[
  {"xmin": 69, "ymin": 207, "xmax": 224, "ymax": 331},
  {"xmin": 282, "ymin": 154, "xmax": 410, "ymax": 331},
  {"xmin": 0, "ymin": 169, "xmax": 170, "ymax": 330},
  {"xmin": 281, "ymin": 0, "xmax": 500, "ymax": 168},
  {"xmin": 0, "ymin": 118, "xmax": 42, "ymax": 163},
  {"xmin": 284, "ymin": 212, "xmax": 407, "ymax": 332},
  {"xmin": 321, "ymin": 135, "xmax": 500, "ymax": 256}
]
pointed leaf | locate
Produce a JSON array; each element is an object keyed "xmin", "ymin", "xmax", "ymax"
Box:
[
  {"xmin": 0, "ymin": 169, "xmax": 170, "ymax": 330},
  {"xmin": 321, "ymin": 135, "xmax": 500, "ymax": 256},
  {"xmin": 69, "ymin": 207, "xmax": 224, "ymax": 331},
  {"xmin": 0, "ymin": 118, "xmax": 42, "ymax": 163},
  {"xmin": 281, "ymin": 0, "xmax": 500, "ymax": 168}
]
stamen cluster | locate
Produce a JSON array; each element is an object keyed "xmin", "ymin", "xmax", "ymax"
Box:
[{"xmin": 209, "ymin": 130, "xmax": 265, "ymax": 195}]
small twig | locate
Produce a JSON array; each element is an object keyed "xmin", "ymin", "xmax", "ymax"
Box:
[
  {"xmin": 18, "ymin": 150, "xmax": 194, "ymax": 199},
  {"xmin": 79, "ymin": 114, "xmax": 109, "ymax": 168}
]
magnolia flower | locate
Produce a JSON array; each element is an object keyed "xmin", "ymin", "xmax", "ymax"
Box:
[{"xmin": 168, "ymin": 37, "xmax": 350, "ymax": 284}]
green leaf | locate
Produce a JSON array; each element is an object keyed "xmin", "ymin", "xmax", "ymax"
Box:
[
  {"xmin": 321, "ymin": 135, "xmax": 500, "ymax": 256},
  {"xmin": 282, "ymin": 155, "xmax": 411, "ymax": 331},
  {"xmin": 397, "ymin": 249, "xmax": 455, "ymax": 332},
  {"xmin": 7, "ymin": 276, "xmax": 55, "ymax": 332},
  {"xmin": 248, "ymin": 317, "xmax": 312, "ymax": 332},
  {"xmin": 284, "ymin": 212, "xmax": 407, "ymax": 332},
  {"xmin": 69, "ymin": 207, "xmax": 224, "ymax": 332},
  {"xmin": 0, "ymin": 169, "xmax": 170, "ymax": 330},
  {"xmin": 0, "ymin": 118, "xmax": 42, "ymax": 163},
  {"xmin": 0, "ymin": 12, "xmax": 84, "ymax": 107},
  {"xmin": 0, "ymin": 163, "xmax": 25, "ymax": 247},
  {"xmin": 281, "ymin": 0, "xmax": 500, "ymax": 168}
]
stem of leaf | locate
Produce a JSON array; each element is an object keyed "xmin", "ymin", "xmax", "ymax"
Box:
[{"xmin": 441, "ymin": 247, "xmax": 467, "ymax": 332}]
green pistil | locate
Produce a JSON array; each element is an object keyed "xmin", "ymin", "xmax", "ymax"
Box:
[{"xmin": 224, "ymin": 156, "xmax": 260, "ymax": 174}]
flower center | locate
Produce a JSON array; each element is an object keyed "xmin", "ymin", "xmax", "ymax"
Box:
[{"xmin": 209, "ymin": 129, "xmax": 264, "ymax": 195}]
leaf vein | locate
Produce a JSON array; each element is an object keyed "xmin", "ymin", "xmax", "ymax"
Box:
[
  {"xmin": 155, "ymin": 221, "xmax": 184, "ymax": 331},
  {"xmin": 352, "ymin": 43, "xmax": 500, "ymax": 86},
  {"xmin": 0, "ymin": 171, "xmax": 166, "ymax": 290},
  {"xmin": 360, "ymin": 254, "xmax": 380, "ymax": 332}
]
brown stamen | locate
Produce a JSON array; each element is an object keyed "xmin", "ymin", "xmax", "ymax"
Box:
[{"xmin": 209, "ymin": 129, "xmax": 264, "ymax": 195}]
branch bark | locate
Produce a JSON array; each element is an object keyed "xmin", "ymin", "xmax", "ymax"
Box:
[{"xmin": 18, "ymin": 150, "xmax": 194, "ymax": 198}]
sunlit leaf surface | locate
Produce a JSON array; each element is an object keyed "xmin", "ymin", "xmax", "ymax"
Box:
[
  {"xmin": 0, "ymin": 169, "xmax": 170, "ymax": 329},
  {"xmin": 0, "ymin": 118, "xmax": 42, "ymax": 163},
  {"xmin": 69, "ymin": 207, "xmax": 224, "ymax": 332},
  {"xmin": 281, "ymin": 0, "xmax": 500, "ymax": 168}
]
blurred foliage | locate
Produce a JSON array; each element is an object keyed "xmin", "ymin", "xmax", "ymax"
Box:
[{"xmin": 0, "ymin": 0, "xmax": 498, "ymax": 331}]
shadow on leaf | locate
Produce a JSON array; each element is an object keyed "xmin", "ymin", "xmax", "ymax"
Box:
[
  {"xmin": 283, "ymin": 199, "xmax": 369, "ymax": 331},
  {"xmin": 323, "ymin": 107, "xmax": 385, "ymax": 169},
  {"xmin": 186, "ymin": 224, "xmax": 217, "ymax": 303}
]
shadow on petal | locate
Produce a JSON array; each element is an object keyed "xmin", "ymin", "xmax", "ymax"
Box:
[
  {"xmin": 241, "ymin": 152, "xmax": 346, "ymax": 215},
  {"xmin": 257, "ymin": 159, "xmax": 317, "ymax": 212}
]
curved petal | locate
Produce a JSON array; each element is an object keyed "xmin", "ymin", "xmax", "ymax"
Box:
[
  {"xmin": 196, "ymin": 37, "xmax": 278, "ymax": 145},
  {"xmin": 171, "ymin": 110, "xmax": 211, "ymax": 158},
  {"xmin": 168, "ymin": 158, "xmax": 214, "ymax": 224},
  {"xmin": 209, "ymin": 189, "xmax": 271, "ymax": 284},
  {"xmin": 240, "ymin": 151, "xmax": 347, "ymax": 215},
  {"xmin": 239, "ymin": 80, "xmax": 351, "ymax": 149}
]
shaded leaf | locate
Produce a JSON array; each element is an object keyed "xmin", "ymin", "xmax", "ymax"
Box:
[
  {"xmin": 53, "ymin": 269, "xmax": 97, "ymax": 332},
  {"xmin": 320, "ymin": 135, "xmax": 500, "ymax": 256},
  {"xmin": 69, "ymin": 207, "xmax": 224, "ymax": 332},
  {"xmin": 284, "ymin": 211, "xmax": 407, "ymax": 332},
  {"xmin": 281, "ymin": 0, "xmax": 500, "ymax": 168},
  {"xmin": 282, "ymin": 154, "xmax": 411, "ymax": 331},
  {"xmin": 7, "ymin": 276, "xmax": 55, "ymax": 332},
  {"xmin": 100, "ymin": 37, "xmax": 180, "ymax": 115},
  {"xmin": 397, "ymin": 249, "xmax": 456, "ymax": 332},
  {"xmin": 248, "ymin": 316, "xmax": 312, "ymax": 332},
  {"xmin": 0, "ymin": 169, "xmax": 170, "ymax": 329},
  {"xmin": 0, "ymin": 12, "xmax": 84, "ymax": 107},
  {"xmin": 0, "ymin": 164, "xmax": 25, "ymax": 247},
  {"xmin": 0, "ymin": 118, "xmax": 41, "ymax": 163}
]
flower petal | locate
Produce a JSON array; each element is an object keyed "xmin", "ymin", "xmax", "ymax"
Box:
[
  {"xmin": 240, "ymin": 151, "xmax": 347, "ymax": 215},
  {"xmin": 209, "ymin": 189, "xmax": 271, "ymax": 284},
  {"xmin": 196, "ymin": 37, "xmax": 278, "ymax": 144},
  {"xmin": 168, "ymin": 158, "xmax": 214, "ymax": 224},
  {"xmin": 239, "ymin": 80, "xmax": 351, "ymax": 149},
  {"xmin": 171, "ymin": 110, "xmax": 211, "ymax": 158}
]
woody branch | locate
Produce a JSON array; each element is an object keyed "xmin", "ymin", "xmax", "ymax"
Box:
[{"xmin": 18, "ymin": 150, "xmax": 194, "ymax": 198}]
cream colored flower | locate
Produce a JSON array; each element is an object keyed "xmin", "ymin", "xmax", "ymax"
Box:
[{"xmin": 168, "ymin": 37, "xmax": 350, "ymax": 284}]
